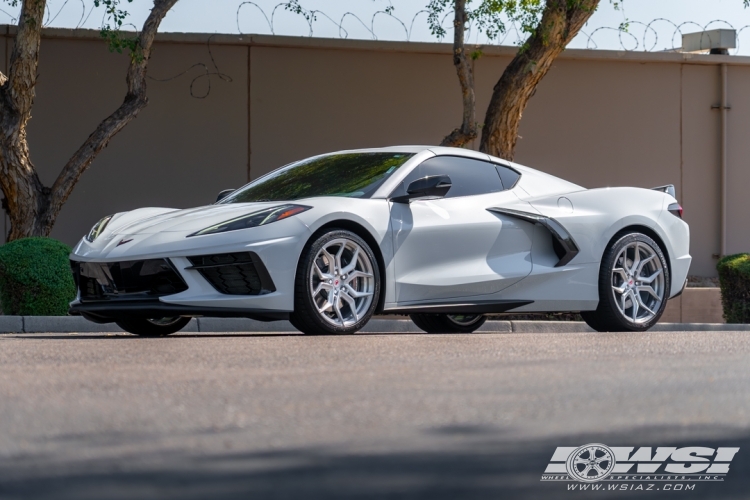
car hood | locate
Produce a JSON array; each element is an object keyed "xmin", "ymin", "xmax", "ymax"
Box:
[{"xmin": 110, "ymin": 202, "xmax": 285, "ymax": 235}]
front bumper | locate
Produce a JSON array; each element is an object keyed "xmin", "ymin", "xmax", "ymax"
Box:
[
  {"xmin": 69, "ymin": 250, "xmax": 289, "ymax": 322},
  {"xmin": 69, "ymin": 298, "xmax": 289, "ymax": 323},
  {"xmin": 69, "ymin": 229, "xmax": 306, "ymax": 320}
]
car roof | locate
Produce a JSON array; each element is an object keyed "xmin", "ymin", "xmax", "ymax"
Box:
[
  {"xmin": 329, "ymin": 145, "xmax": 504, "ymax": 162},
  {"xmin": 327, "ymin": 145, "xmax": 434, "ymax": 154},
  {"xmin": 322, "ymin": 146, "xmax": 585, "ymax": 195}
]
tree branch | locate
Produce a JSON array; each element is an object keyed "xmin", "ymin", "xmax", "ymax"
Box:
[
  {"xmin": 479, "ymin": 0, "xmax": 599, "ymax": 160},
  {"xmin": 440, "ymin": 0, "xmax": 477, "ymax": 148},
  {"xmin": 47, "ymin": 0, "xmax": 178, "ymax": 221}
]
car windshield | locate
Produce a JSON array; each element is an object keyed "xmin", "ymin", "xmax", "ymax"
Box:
[{"xmin": 220, "ymin": 152, "xmax": 415, "ymax": 203}]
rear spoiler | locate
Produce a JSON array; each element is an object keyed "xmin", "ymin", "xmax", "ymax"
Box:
[{"xmin": 651, "ymin": 184, "xmax": 676, "ymax": 198}]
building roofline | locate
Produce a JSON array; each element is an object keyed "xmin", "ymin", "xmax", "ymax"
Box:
[{"xmin": 1, "ymin": 24, "xmax": 748, "ymax": 66}]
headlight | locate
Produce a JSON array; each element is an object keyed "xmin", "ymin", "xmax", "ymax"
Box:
[
  {"xmin": 187, "ymin": 204, "xmax": 311, "ymax": 237},
  {"xmin": 86, "ymin": 215, "xmax": 113, "ymax": 242}
]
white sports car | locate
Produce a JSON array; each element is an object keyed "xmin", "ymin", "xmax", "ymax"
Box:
[{"xmin": 69, "ymin": 146, "xmax": 690, "ymax": 336}]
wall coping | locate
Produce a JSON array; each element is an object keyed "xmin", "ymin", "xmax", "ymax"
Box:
[{"xmin": 1, "ymin": 24, "xmax": 750, "ymax": 66}]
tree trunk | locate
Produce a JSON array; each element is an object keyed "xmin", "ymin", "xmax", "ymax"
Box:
[
  {"xmin": 479, "ymin": 0, "xmax": 599, "ymax": 160},
  {"xmin": 0, "ymin": 0, "xmax": 48, "ymax": 240},
  {"xmin": 440, "ymin": 0, "xmax": 477, "ymax": 148},
  {"xmin": 0, "ymin": 0, "xmax": 178, "ymax": 241}
]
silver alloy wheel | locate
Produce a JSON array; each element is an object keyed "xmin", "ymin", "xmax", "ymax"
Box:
[
  {"xmin": 611, "ymin": 241, "xmax": 665, "ymax": 324},
  {"xmin": 447, "ymin": 314, "xmax": 483, "ymax": 326},
  {"xmin": 309, "ymin": 238, "xmax": 375, "ymax": 327}
]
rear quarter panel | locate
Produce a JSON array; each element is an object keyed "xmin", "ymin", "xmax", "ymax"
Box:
[
  {"xmin": 525, "ymin": 187, "xmax": 669, "ymax": 266},
  {"xmin": 524, "ymin": 186, "xmax": 690, "ymax": 298}
]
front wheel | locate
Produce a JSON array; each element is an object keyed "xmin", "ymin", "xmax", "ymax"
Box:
[
  {"xmin": 290, "ymin": 229, "xmax": 380, "ymax": 335},
  {"xmin": 410, "ymin": 314, "xmax": 487, "ymax": 333},
  {"xmin": 582, "ymin": 232, "xmax": 670, "ymax": 332},
  {"xmin": 116, "ymin": 316, "xmax": 191, "ymax": 337}
]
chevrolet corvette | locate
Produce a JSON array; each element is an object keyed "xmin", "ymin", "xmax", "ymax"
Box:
[{"xmin": 69, "ymin": 146, "xmax": 690, "ymax": 335}]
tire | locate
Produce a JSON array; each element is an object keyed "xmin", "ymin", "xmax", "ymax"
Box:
[
  {"xmin": 116, "ymin": 316, "xmax": 191, "ymax": 337},
  {"xmin": 582, "ymin": 232, "xmax": 670, "ymax": 332},
  {"xmin": 410, "ymin": 314, "xmax": 487, "ymax": 333},
  {"xmin": 290, "ymin": 229, "xmax": 380, "ymax": 335},
  {"xmin": 287, "ymin": 314, "xmax": 305, "ymax": 334}
]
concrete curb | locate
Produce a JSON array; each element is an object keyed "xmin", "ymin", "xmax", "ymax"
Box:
[
  {"xmin": 1, "ymin": 316, "xmax": 749, "ymax": 334},
  {"xmin": 509, "ymin": 321, "xmax": 593, "ymax": 333}
]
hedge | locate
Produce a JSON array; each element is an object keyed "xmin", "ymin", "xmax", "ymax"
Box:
[
  {"xmin": 717, "ymin": 253, "xmax": 750, "ymax": 324},
  {"xmin": 0, "ymin": 237, "xmax": 76, "ymax": 316}
]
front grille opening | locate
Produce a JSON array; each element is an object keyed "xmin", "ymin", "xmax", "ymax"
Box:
[
  {"xmin": 71, "ymin": 259, "xmax": 188, "ymax": 301},
  {"xmin": 187, "ymin": 252, "xmax": 275, "ymax": 296}
]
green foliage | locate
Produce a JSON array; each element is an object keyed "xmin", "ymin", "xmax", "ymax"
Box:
[
  {"xmin": 94, "ymin": 0, "xmax": 141, "ymax": 58},
  {"xmin": 0, "ymin": 237, "xmax": 76, "ymax": 316},
  {"xmin": 717, "ymin": 253, "xmax": 750, "ymax": 323},
  {"xmin": 283, "ymin": 0, "xmax": 316, "ymax": 23},
  {"xmin": 284, "ymin": 0, "xmax": 394, "ymax": 25},
  {"xmin": 423, "ymin": 0, "xmax": 621, "ymax": 48},
  {"xmin": 2, "ymin": 0, "xmax": 138, "ymax": 56},
  {"xmin": 471, "ymin": 0, "xmax": 545, "ymax": 41},
  {"xmin": 427, "ymin": 0, "xmax": 544, "ymax": 42}
]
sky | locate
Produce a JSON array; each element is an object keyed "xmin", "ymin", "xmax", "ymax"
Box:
[{"xmin": 5, "ymin": 0, "xmax": 750, "ymax": 54}]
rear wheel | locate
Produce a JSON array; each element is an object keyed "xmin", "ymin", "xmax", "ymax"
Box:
[
  {"xmin": 116, "ymin": 316, "xmax": 191, "ymax": 337},
  {"xmin": 290, "ymin": 229, "xmax": 380, "ymax": 335},
  {"xmin": 410, "ymin": 314, "xmax": 487, "ymax": 333},
  {"xmin": 582, "ymin": 232, "xmax": 670, "ymax": 332}
]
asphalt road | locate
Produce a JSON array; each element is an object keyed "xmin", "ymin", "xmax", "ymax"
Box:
[{"xmin": 1, "ymin": 330, "xmax": 749, "ymax": 500}]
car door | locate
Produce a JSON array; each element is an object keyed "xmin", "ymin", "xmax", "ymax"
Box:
[{"xmin": 389, "ymin": 155, "xmax": 534, "ymax": 304}]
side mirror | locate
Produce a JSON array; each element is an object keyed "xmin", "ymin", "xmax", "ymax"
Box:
[
  {"xmin": 391, "ymin": 175, "xmax": 452, "ymax": 203},
  {"xmin": 215, "ymin": 189, "xmax": 235, "ymax": 203}
]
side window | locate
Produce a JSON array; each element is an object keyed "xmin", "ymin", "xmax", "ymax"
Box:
[
  {"xmin": 417, "ymin": 156, "xmax": 504, "ymax": 198},
  {"xmin": 495, "ymin": 164, "xmax": 520, "ymax": 190}
]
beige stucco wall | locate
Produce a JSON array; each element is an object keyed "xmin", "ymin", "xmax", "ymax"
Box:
[
  {"xmin": 1, "ymin": 28, "xmax": 748, "ymax": 277},
  {"xmin": 681, "ymin": 64, "xmax": 722, "ymax": 277},
  {"xmin": 2, "ymin": 30, "xmax": 248, "ymax": 244},
  {"xmin": 249, "ymin": 45, "xmax": 463, "ymax": 178},
  {"xmin": 726, "ymin": 65, "xmax": 750, "ymax": 257}
]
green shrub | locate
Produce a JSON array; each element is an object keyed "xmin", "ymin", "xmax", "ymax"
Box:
[
  {"xmin": 0, "ymin": 237, "xmax": 76, "ymax": 316},
  {"xmin": 717, "ymin": 253, "xmax": 750, "ymax": 324}
]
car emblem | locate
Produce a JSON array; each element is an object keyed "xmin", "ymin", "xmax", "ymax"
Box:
[
  {"xmin": 117, "ymin": 238, "xmax": 133, "ymax": 246},
  {"xmin": 334, "ymin": 279, "xmax": 340, "ymax": 286}
]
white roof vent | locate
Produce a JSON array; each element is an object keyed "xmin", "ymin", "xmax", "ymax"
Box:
[{"xmin": 681, "ymin": 29, "xmax": 736, "ymax": 55}]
